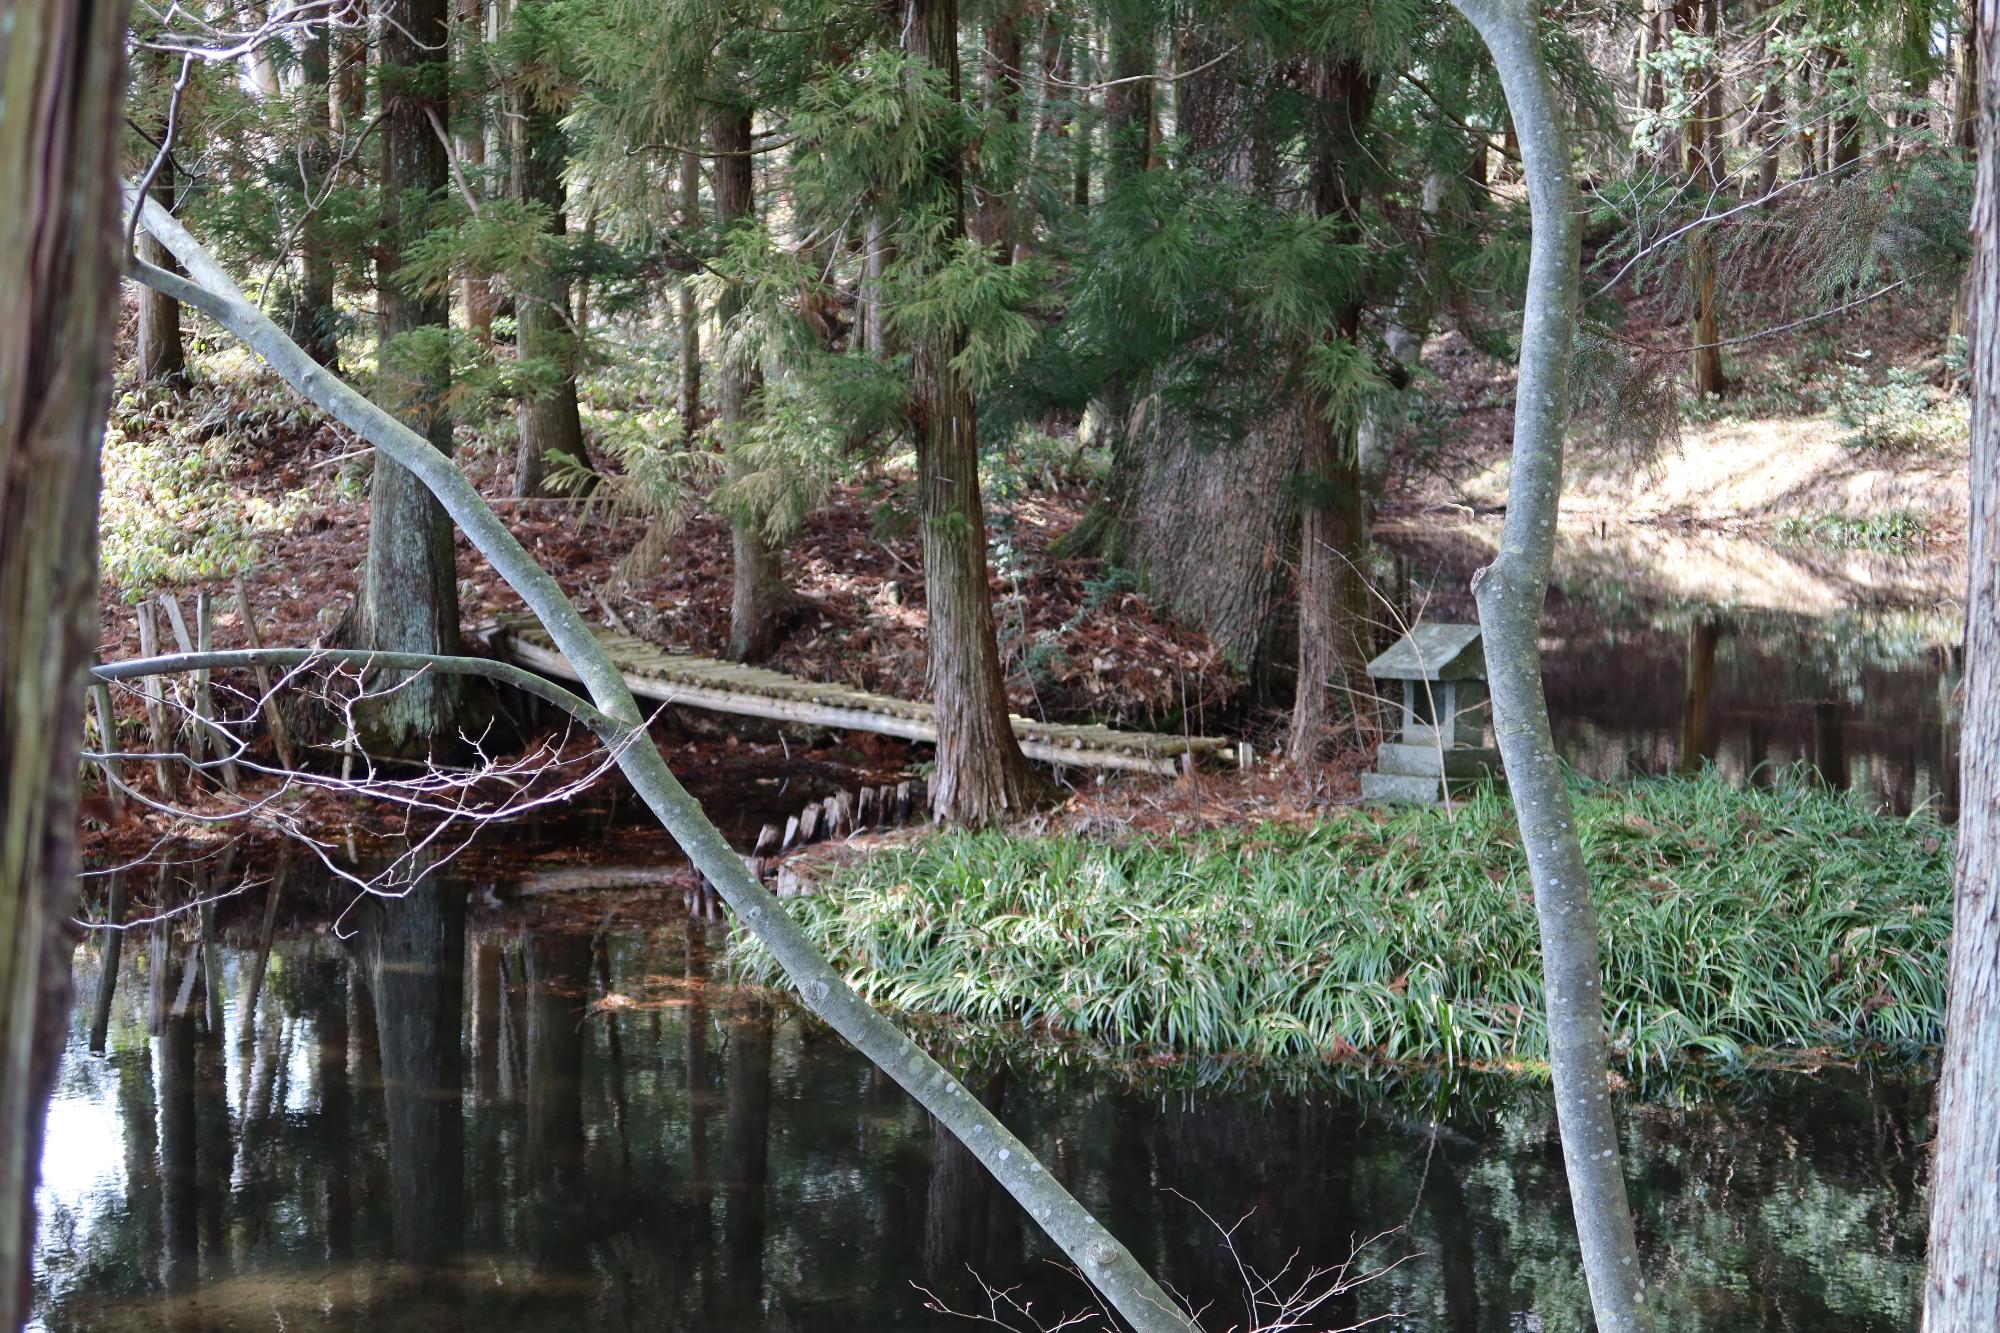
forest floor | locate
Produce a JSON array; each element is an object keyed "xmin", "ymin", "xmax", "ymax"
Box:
[
  {"xmin": 87, "ymin": 275, "xmax": 1966, "ymax": 867},
  {"xmin": 1385, "ymin": 286, "xmax": 1969, "ymax": 546}
]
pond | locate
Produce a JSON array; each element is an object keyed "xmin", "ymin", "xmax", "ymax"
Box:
[
  {"xmin": 34, "ymin": 859, "xmax": 1933, "ymax": 1333},
  {"xmin": 1380, "ymin": 521, "xmax": 1964, "ymax": 816}
]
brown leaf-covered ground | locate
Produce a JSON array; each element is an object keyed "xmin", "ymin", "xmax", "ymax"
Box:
[{"xmin": 96, "ymin": 372, "xmax": 1237, "ymax": 735}]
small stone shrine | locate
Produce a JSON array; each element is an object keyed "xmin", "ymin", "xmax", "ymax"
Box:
[{"xmin": 1359, "ymin": 623, "xmax": 1501, "ymax": 805}]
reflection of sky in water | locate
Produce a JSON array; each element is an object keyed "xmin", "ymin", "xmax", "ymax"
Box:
[
  {"xmin": 31, "ymin": 1060, "xmax": 129, "ymax": 1329},
  {"xmin": 31, "ymin": 900, "xmax": 1935, "ymax": 1333}
]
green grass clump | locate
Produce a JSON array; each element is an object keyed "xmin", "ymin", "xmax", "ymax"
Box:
[
  {"xmin": 732, "ymin": 774, "xmax": 1950, "ymax": 1074},
  {"xmin": 1774, "ymin": 509, "xmax": 1930, "ymax": 553}
]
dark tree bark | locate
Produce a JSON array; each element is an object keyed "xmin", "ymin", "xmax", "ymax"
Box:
[
  {"xmin": 1122, "ymin": 28, "xmax": 1301, "ymax": 683},
  {"xmin": 973, "ymin": 3, "xmax": 1024, "ymax": 259},
  {"xmin": 1020, "ymin": 8, "xmax": 1072, "ymax": 262},
  {"xmin": 364, "ymin": 0, "xmax": 464, "ymax": 754},
  {"xmin": 458, "ymin": 0, "xmax": 496, "ymax": 348},
  {"xmin": 713, "ymin": 108, "xmax": 792, "ymax": 662},
  {"xmin": 1925, "ymin": 2, "xmax": 2000, "ymax": 1320},
  {"xmin": 512, "ymin": 18, "xmax": 584, "ymax": 501},
  {"xmin": 1103, "ymin": 6, "xmax": 1154, "ymax": 184},
  {"xmin": 900, "ymin": 0, "xmax": 1044, "ymax": 825},
  {"xmin": 1960, "ymin": 0, "xmax": 1982, "ymax": 154},
  {"xmin": 1686, "ymin": 0, "xmax": 1727, "ymax": 397},
  {"xmin": 0, "ymin": 3, "xmax": 129, "ymax": 1325},
  {"xmin": 135, "ymin": 49, "xmax": 188, "ymax": 389},
  {"xmin": 1750, "ymin": 3, "xmax": 1785, "ymax": 200},
  {"xmin": 723, "ymin": 1001, "xmax": 773, "ymax": 1319},
  {"xmin": 1288, "ymin": 58, "xmax": 1377, "ymax": 763},
  {"xmin": 362, "ymin": 874, "xmax": 465, "ymax": 1265},
  {"xmin": 291, "ymin": 23, "xmax": 341, "ymax": 368},
  {"xmin": 1637, "ymin": 0, "xmax": 1673, "ymax": 172},
  {"xmin": 1067, "ymin": 2, "xmax": 1155, "ymax": 560},
  {"xmin": 1828, "ymin": 45, "xmax": 1864, "ymax": 169},
  {"xmin": 678, "ymin": 150, "xmax": 702, "ymax": 436}
]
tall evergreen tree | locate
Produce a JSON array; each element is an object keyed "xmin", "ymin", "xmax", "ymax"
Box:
[
  {"xmin": 291, "ymin": 22, "xmax": 343, "ymax": 368},
  {"xmin": 713, "ymin": 105, "xmax": 793, "ymax": 661},
  {"xmin": 133, "ymin": 43, "xmax": 189, "ymax": 389},
  {"xmin": 508, "ymin": 0, "xmax": 587, "ymax": 499},
  {"xmin": 1289, "ymin": 53, "xmax": 1379, "ymax": 761},
  {"xmin": 898, "ymin": 0, "xmax": 1045, "ymax": 823},
  {"xmin": 361, "ymin": 0, "xmax": 465, "ymax": 753}
]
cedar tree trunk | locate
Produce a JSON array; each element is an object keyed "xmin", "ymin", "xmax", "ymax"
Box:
[
  {"xmin": 512, "ymin": 24, "xmax": 584, "ymax": 501},
  {"xmin": 1289, "ymin": 57, "xmax": 1377, "ymax": 762},
  {"xmin": 713, "ymin": 107, "xmax": 791, "ymax": 662},
  {"xmin": 0, "ymin": 1, "xmax": 129, "ymax": 1325},
  {"xmin": 1925, "ymin": 0, "xmax": 2000, "ymax": 1320},
  {"xmin": 363, "ymin": 0, "xmax": 464, "ymax": 754},
  {"xmin": 902, "ymin": 0, "xmax": 1044, "ymax": 825}
]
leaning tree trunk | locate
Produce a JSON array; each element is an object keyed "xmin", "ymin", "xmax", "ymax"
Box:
[
  {"xmin": 133, "ymin": 194, "xmax": 1195, "ymax": 1333},
  {"xmin": 0, "ymin": 2, "xmax": 130, "ymax": 1327},
  {"xmin": 1289, "ymin": 57, "xmax": 1377, "ymax": 763},
  {"xmin": 712, "ymin": 107, "xmax": 791, "ymax": 662},
  {"xmin": 512, "ymin": 60, "xmax": 585, "ymax": 501},
  {"xmin": 1925, "ymin": 1, "xmax": 2000, "ymax": 1322},
  {"xmin": 363, "ymin": 0, "xmax": 463, "ymax": 755},
  {"xmin": 900, "ymin": 0, "xmax": 1043, "ymax": 826},
  {"xmin": 1449, "ymin": 0, "xmax": 1650, "ymax": 1328}
]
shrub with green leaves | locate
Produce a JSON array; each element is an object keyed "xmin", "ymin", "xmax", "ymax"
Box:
[
  {"xmin": 733, "ymin": 773, "xmax": 1950, "ymax": 1075},
  {"xmin": 101, "ymin": 384, "xmax": 312, "ymax": 594},
  {"xmin": 1833, "ymin": 364, "xmax": 1967, "ymax": 453}
]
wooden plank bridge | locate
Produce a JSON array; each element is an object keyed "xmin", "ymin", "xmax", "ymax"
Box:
[{"xmin": 478, "ymin": 612, "xmax": 1244, "ymax": 776}]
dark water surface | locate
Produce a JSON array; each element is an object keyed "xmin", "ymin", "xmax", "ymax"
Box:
[
  {"xmin": 1380, "ymin": 522, "xmax": 1963, "ymax": 816},
  {"xmin": 34, "ymin": 865, "xmax": 1932, "ymax": 1333}
]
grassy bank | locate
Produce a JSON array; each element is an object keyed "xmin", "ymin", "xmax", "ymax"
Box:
[{"xmin": 733, "ymin": 775, "xmax": 1950, "ymax": 1073}]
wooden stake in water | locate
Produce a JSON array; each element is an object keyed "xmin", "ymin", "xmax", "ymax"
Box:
[
  {"xmin": 194, "ymin": 591, "xmax": 241, "ymax": 792},
  {"xmin": 237, "ymin": 857, "xmax": 287, "ymax": 1044},
  {"xmin": 160, "ymin": 590, "xmax": 240, "ymax": 792},
  {"xmin": 233, "ymin": 574, "xmax": 297, "ymax": 771},
  {"xmin": 87, "ymin": 873, "xmax": 129, "ymax": 1055},
  {"xmin": 89, "ymin": 682, "xmax": 126, "ymax": 814},
  {"xmin": 134, "ymin": 602, "xmax": 177, "ymax": 795}
]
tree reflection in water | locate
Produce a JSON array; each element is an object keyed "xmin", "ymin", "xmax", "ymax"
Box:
[{"xmin": 32, "ymin": 862, "xmax": 1933, "ymax": 1333}]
